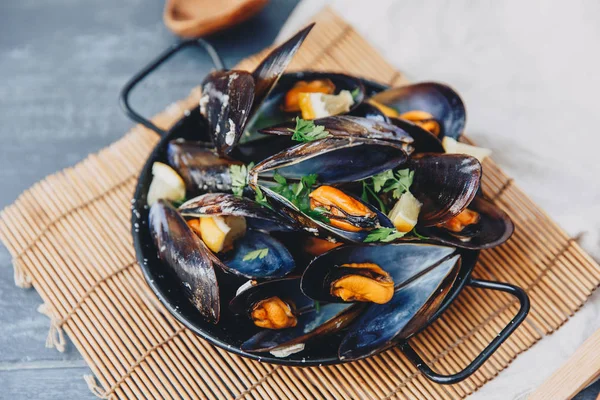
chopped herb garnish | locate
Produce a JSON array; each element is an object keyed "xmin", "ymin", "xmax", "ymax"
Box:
[
  {"xmin": 364, "ymin": 227, "xmax": 406, "ymax": 243},
  {"xmin": 253, "ymin": 185, "xmax": 271, "ymax": 209},
  {"xmin": 230, "ymin": 163, "xmax": 254, "ymax": 197},
  {"xmin": 411, "ymin": 228, "xmax": 429, "ymax": 240},
  {"xmin": 288, "ymin": 117, "xmax": 330, "ymax": 142},
  {"xmin": 382, "ymin": 169, "xmax": 414, "ymax": 199},
  {"xmin": 314, "ymin": 300, "xmax": 321, "ymax": 313},
  {"xmin": 350, "ymin": 87, "xmax": 361, "ymax": 99},
  {"xmin": 269, "ymin": 171, "xmax": 329, "ymax": 222},
  {"xmin": 242, "ymin": 248, "xmax": 269, "ymax": 261},
  {"xmin": 171, "ymin": 198, "xmax": 187, "ymax": 208}
]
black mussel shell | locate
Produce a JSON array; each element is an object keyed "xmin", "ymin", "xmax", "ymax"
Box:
[
  {"xmin": 251, "ymin": 24, "xmax": 315, "ymax": 116},
  {"xmin": 339, "ymin": 249, "xmax": 461, "ymax": 360},
  {"xmin": 259, "ymin": 116, "xmax": 414, "ymax": 147},
  {"xmin": 235, "ymin": 276, "xmax": 363, "ymax": 354},
  {"xmin": 167, "ymin": 140, "xmax": 239, "ymax": 195},
  {"xmin": 390, "ymin": 118, "xmax": 444, "ymax": 153},
  {"xmin": 179, "ymin": 193, "xmax": 299, "ymax": 232},
  {"xmin": 370, "ymin": 82, "xmax": 466, "ymax": 140},
  {"xmin": 245, "ymin": 71, "xmax": 365, "ymax": 141},
  {"xmin": 349, "ymin": 102, "xmax": 389, "ymax": 122},
  {"xmin": 262, "ymin": 187, "xmax": 394, "ymax": 243},
  {"xmin": 301, "ymin": 243, "xmax": 458, "ymax": 303},
  {"xmin": 410, "ymin": 153, "xmax": 481, "ymax": 226},
  {"xmin": 201, "ymin": 70, "xmax": 255, "ymax": 157},
  {"xmin": 221, "ymin": 231, "xmax": 296, "ymax": 279},
  {"xmin": 230, "ymin": 277, "xmax": 312, "ymax": 316},
  {"xmin": 420, "ymin": 196, "xmax": 514, "ymax": 250},
  {"xmin": 232, "ymin": 135, "xmax": 296, "ymax": 164},
  {"xmin": 250, "ymin": 137, "xmax": 408, "ymax": 184},
  {"xmin": 149, "ymin": 200, "xmax": 221, "ymax": 323}
]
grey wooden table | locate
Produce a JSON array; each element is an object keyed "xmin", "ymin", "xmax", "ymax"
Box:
[{"xmin": 0, "ymin": 1, "xmax": 298, "ymax": 397}]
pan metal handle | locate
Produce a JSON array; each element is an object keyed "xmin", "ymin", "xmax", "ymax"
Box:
[
  {"xmin": 399, "ymin": 278, "xmax": 530, "ymax": 385},
  {"xmin": 119, "ymin": 39, "xmax": 225, "ymax": 136}
]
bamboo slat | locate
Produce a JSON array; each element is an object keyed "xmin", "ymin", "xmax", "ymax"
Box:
[{"xmin": 1, "ymin": 7, "xmax": 599, "ymax": 400}]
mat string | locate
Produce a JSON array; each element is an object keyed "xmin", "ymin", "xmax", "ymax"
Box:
[
  {"xmin": 13, "ymin": 257, "xmax": 32, "ymax": 288},
  {"xmin": 37, "ymin": 262, "xmax": 138, "ymax": 353}
]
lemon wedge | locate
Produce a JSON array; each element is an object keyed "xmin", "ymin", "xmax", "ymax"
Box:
[
  {"xmin": 147, "ymin": 162, "xmax": 186, "ymax": 206},
  {"xmin": 388, "ymin": 192, "xmax": 422, "ymax": 233},
  {"xmin": 442, "ymin": 137, "xmax": 491, "ymax": 163},
  {"xmin": 298, "ymin": 90, "xmax": 354, "ymax": 120},
  {"xmin": 189, "ymin": 215, "xmax": 247, "ymax": 253}
]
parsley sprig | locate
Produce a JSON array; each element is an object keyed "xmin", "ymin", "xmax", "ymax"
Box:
[
  {"xmin": 230, "ymin": 163, "xmax": 254, "ymax": 197},
  {"xmin": 242, "ymin": 248, "xmax": 269, "ymax": 261},
  {"xmin": 364, "ymin": 227, "xmax": 406, "ymax": 243},
  {"xmin": 361, "ymin": 168, "xmax": 414, "ymax": 213},
  {"xmin": 288, "ymin": 117, "xmax": 330, "ymax": 142},
  {"xmin": 270, "ymin": 171, "xmax": 329, "ymax": 223}
]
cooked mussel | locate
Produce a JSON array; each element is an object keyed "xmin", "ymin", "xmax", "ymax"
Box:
[
  {"xmin": 232, "ymin": 278, "xmax": 363, "ymax": 356},
  {"xmin": 419, "ymin": 195, "xmax": 514, "ymax": 249},
  {"xmin": 410, "ymin": 153, "xmax": 481, "ymax": 226},
  {"xmin": 323, "ymin": 244, "xmax": 462, "ymax": 360},
  {"xmin": 245, "ymin": 72, "xmax": 365, "ymax": 140},
  {"xmin": 309, "ymin": 186, "xmax": 378, "ymax": 232},
  {"xmin": 179, "ymin": 193, "xmax": 298, "ymax": 279},
  {"xmin": 179, "ymin": 193, "xmax": 299, "ymax": 232},
  {"xmin": 301, "ymin": 243, "xmax": 457, "ymax": 304},
  {"xmin": 167, "ymin": 140, "xmax": 240, "ymax": 196},
  {"xmin": 230, "ymin": 277, "xmax": 312, "ymax": 329},
  {"xmin": 370, "ymin": 82, "xmax": 466, "ymax": 140},
  {"xmin": 250, "ymin": 137, "xmax": 408, "ymax": 184},
  {"xmin": 259, "ymin": 115, "xmax": 414, "ymax": 149},
  {"xmin": 390, "ymin": 118, "xmax": 444, "ymax": 153},
  {"xmin": 149, "ymin": 200, "xmax": 221, "ymax": 323}
]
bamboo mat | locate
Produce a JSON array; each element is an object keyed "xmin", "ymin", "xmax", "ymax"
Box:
[{"xmin": 1, "ymin": 7, "xmax": 599, "ymax": 400}]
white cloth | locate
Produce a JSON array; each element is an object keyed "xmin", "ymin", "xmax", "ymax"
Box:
[{"xmin": 280, "ymin": 1, "xmax": 600, "ymax": 398}]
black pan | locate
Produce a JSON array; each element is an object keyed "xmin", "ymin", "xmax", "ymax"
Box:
[{"xmin": 121, "ymin": 39, "xmax": 529, "ymax": 384}]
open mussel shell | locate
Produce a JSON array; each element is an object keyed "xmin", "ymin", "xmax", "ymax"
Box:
[
  {"xmin": 245, "ymin": 71, "xmax": 366, "ymax": 140},
  {"xmin": 201, "ymin": 70, "xmax": 255, "ymax": 157},
  {"xmin": 301, "ymin": 243, "xmax": 458, "ymax": 303},
  {"xmin": 149, "ymin": 200, "xmax": 221, "ymax": 323},
  {"xmin": 390, "ymin": 117, "xmax": 444, "ymax": 153},
  {"xmin": 167, "ymin": 140, "xmax": 240, "ymax": 196},
  {"xmin": 179, "ymin": 193, "xmax": 299, "ymax": 232},
  {"xmin": 420, "ymin": 196, "xmax": 515, "ymax": 250},
  {"xmin": 221, "ymin": 231, "xmax": 296, "ymax": 279},
  {"xmin": 265, "ymin": 187, "xmax": 394, "ymax": 243},
  {"xmin": 370, "ymin": 82, "xmax": 466, "ymax": 140},
  {"xmin": 260, "ymin": 116, "xmax": 414, "ymax": 149},
  {"xmin": 229, "ymin": 277, "xmax": 312, "ymax": 316},
  {"xmin": 251, "ymin": 24, "xmax": 315, "ymax": 116},
  {"xmin": 250, "ymin": 137, "xmax": 408, "ymax": 184},
  {"xmin": 349, "ymin": 102, "xmax": 389, "ymax": 122},
  {"xmin": 234, "ymin": 278, "xmax": 364, "ymax": 354},
  {"xmin": 410, "ymin": 153, "xmax": 481, "ymax": 226},
  {"xmin": 338, "ymin": 246, "xmax": 461, "ymax": 360}
]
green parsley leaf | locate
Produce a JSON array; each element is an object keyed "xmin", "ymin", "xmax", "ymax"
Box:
[
  {"xmin": 288, "ymin": 117, "xmax": 330, "ymax": 142},
  {"xmin": 364, "ymin": 227, "xmax": 406, "ymax": 243},
  {"xmin": 314, "ymin": 300, "xmax": 321, "ymax": 313},
  {"xmin": 382, "ymin": 169, "xmax": 414, "ymax": 199},
  {"xmin": 411, "ymin": 228, "xmax": 429, "ymax": 240},
  {"xmin": 273, "ymin": 170, "xmax": 287, "ymax": 185},
  {"xmin": 242, "ymin": 248, "xmax": 269, "ymax": 261},
  {"xmin": 230, "ymin": 163, "xmax": 254, "ymax": 197},
  {"xmin": 351, "ymin": 87, "xmax": 361, "ymax": 99},
  {"xmin": 171, "ymin": 198, "xmax": 187, "ymax": 208},
  {"xmin": 372, "ymin": 170, "xmax": 394, "ymax": 193},
  {"xmin": 253, "ymin": 186, "xmax": 271, "ymax": 209}
]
